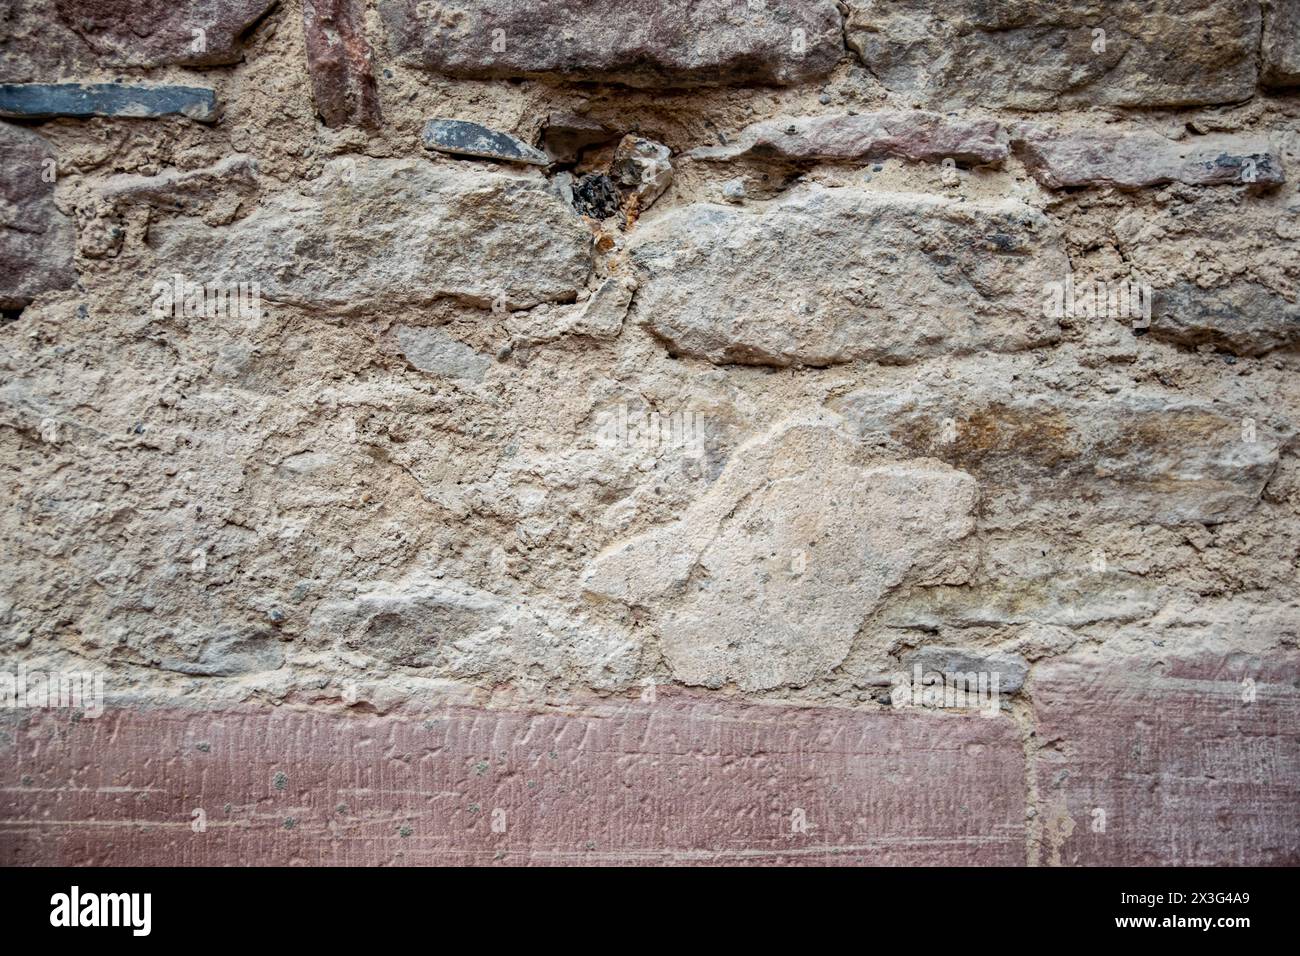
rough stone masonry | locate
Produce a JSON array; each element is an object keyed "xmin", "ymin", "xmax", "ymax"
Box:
[{"xmin": 0, "ymin": 0, "xmax": 1298, "ymax": 866}]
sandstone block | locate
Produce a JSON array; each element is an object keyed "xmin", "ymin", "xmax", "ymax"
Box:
[
  {"xmin": 56, "ymin": 0, "xmax": 273, "ymax": 66},
  {"xmin": 2, "ymin": 1, "xmax": 270, "ymax": 79},
  {"xmin": 1014, "ymin": 125, "xmax": 1285, "ymax": 189},
  {"xmin": 0, "ymin": 699, "xmax": 1026, "ymax": 865},
  {"xmin": 304, "ymin": 0, "xmax": 382, "ymax": 130},
  {"xmin": 628, "ymin": 186, "xmax": 1067, "ymax": 367},
  {"xmin": 582, "ymin": 417, "xmax": 977, "ymax": 690},
  {"xmin": 1114, "ymin": 195, "xmax": 1300, "ymax": 355},
  {"xmin": 0, "ymin": 122, "xmax": 76, "ymax": 309},
  {"xmin": 690, "ymin": 112, "xmax": 1008, "ymax": 166},
  {"xmin": 1033, "ymin": 651, "xmax": 1300, "ymax": 865},
  {"xmin": 838, "ymin": 384, "xmax": 1283, "ymax": 526},
  {"xmin": 149, "ymin": 158, "xmax": 592, "ymax": 312},
  {"xmin": 1263, "ymin": 0, "xmax": 1300, "ymax": 86},
  {"xmin": 380, "ymin": 0, "xmax": 844, "ymax": 87},
  {"xmin": 847, "ymin": 0, "xmax": 1261, "ymax": 110}
]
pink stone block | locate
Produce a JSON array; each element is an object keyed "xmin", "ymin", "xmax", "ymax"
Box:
[
  {"xmin": 1033, "ymin": 652, "xmax": 1300, "ymax": 865},
  {"xmin": 0, "ymin": 694, "xmax": 1025, "ymax": 866}
]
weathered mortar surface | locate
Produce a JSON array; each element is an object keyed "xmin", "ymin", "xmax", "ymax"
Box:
[{"xmin": 1, "ymin": 0, "xmax": 1299, "ymax": 864}]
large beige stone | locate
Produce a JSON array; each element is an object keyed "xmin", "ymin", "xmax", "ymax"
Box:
[
  {"xmin": 582, "ymin": 416, "xmax": 978, "ymax": 690},
  {"xmin": 690, "ymin": 112, "xmax": 1009, "ymax": 166},
  {"xmin": 627, "ymin": 186, "xmax": 1066, "ymax": 367},
  {"xmin": 150, "ymin": 158, "xmax": 593, "ymax": 313},
  {"xmin": 309, "ymin": 574, "xmax": 640, "ymax": 688},
  {"xmin": 1013, "ymin": 125, "xmax": 1285, "ymax": 190},
  {"xmin": 837, "ymin": 379, "xmax": 1285, "ymax": 526}
]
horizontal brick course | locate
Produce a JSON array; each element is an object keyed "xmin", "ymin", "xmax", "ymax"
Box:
[
  {"xmin": 1032, "ymin": 652, "xmax": 1300, "ymax": 866},
  {"xmin": 1, "ymin": 696, "xmax": 1025, "ymax": 866}
]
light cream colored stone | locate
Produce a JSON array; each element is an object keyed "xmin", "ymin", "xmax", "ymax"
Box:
[
  {"xmin": 150, "ymin": 157, "xmax": 593, "ymax": 313},
  {"xmin": 628, "ymin": 186, "xmax": 1066, "ymax": 366},
  {"xmin": 583, "ymin": 416, "xmax": 978, "ymax": 690}
]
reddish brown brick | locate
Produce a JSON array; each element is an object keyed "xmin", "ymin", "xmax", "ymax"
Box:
[
  {"xmin": 0, "ymin": 694, "xmax": 1024, "ymax": 866},
  {"xmin": 303, "ymin": 0, "xmax": 381, "ymax": 130},
  {"xmin": 1033, "ymin": 652, "xmax": 1300, "ymax": 866},
  {"xmin": 0, "ymin": 121, "xmax": 76, "ymax": 309}
]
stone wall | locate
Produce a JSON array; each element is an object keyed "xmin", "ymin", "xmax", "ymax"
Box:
[{"xmin": 1, "ymin": 0, "xmax": 1298, "ymax": 865}]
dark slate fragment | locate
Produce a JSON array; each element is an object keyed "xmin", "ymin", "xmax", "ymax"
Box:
[
  {"xmin": 0, "ymin": 83, "xmax": 219, "ymax": 122},
  {"xmin": 421, "ymin": 119, "xmax": 548, "ymax": 165},
  {"xmin": 573, "ymin": 174, "xmax": 620, "ymax": 220}
]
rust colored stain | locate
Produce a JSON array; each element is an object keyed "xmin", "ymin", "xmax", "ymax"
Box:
[{"xmin": 0, "ymin": 695, "xmax": 1024, "ymax": 866}]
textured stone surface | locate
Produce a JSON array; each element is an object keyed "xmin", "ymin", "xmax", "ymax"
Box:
[
  {"xmin": 610, "ymin": 135, "xmax": 673, "ymax": 211},
  {"xmin": 0, "ymin": 122, "xmax": 76, "ymax": 309},
  {"xmin": 303, "ymin": 0, "xmax": 381, "ymax": 130},
  {"xmin": 158, "ymin": 630, "xmax": 285, "ymax": 676},
  {"xmin": 308, "ymin": 574, "xmax": 639, "ymax": 687},
  {"xmin": 583, "ymin": 417, "xmax": 977, "ymax": 690},
  {"xmin": 1033, "ymin": 651, "xmax": 1300, "ymax": 865},
  {"xmin": 0, "ymin": 83, "xmax": 219, "ymax": 122},
  {"xmin": 421, "ymin": 119, "xmax": 549, "ymax": 166},
  {"xmin": 53, "ymin": 0, "xmax": 274, "ymax": 67},
  {"xmin": 0, "ymin": 0, "xmax": 271, "ymax": 79},
  {"xmin": 505, "ymin": 277, "xmax": 634, "ymax": 345},
  {"xmin": 93, "ymin": 155, "xmax": 260, "ymax": 222},
  {"xmin": 838, "ymin": 381, "xmax": 1284, "ymax": 526},
  {"xmin": 542, "ymin": 113, "xmax": 617, "ymax": 163},
  {"xmin": 628, "ymin": 186, "xmax": 1067, "ymax": 366},
  {"xmin": 1152, "ymin": 282, "xmax": 1300, "ymax": 356},
  {"xmin": 150, "ymin": 158, "xmax": 592, "ymax": 311},
  {"xmin": 691, "ymin": 112, "xmax": 1009, "ymax": 166},
  {"xmin": 885, "ymin": 576, "xmax": 1164, "ymax": 631},
  {"xmin": 0, "ymin": 700, "xmax": 1026, "ymax": 865},
  {"xmin": 1, "ymin": 0, "xmax": 1298, "ymax": 871},
  {"xmin": 847, "ymin": 0, "xmax": 1262, "ymax": 110},
  {"xmin": 1263, "ymin": 0, "xmax": 1300, "ymax": 86},
  {"xmin": 901, "ymin": 647, "xmax": 1029, "ymax": 696},
  {"xmin": 380, "ymin": 0, "xmax": 845, "ymax": 87},
  {"xmin": 395, "ymin": 325, "xmax": 492, "ymax": 381},
  {"xmin": 1014, "ymin": 125, "xmax": 1286, "ymax": 189},
  {"xmin": 569, "ymin": 277, "xmax": 634, "ymax": 339},
  {"xmin": 1114, "ymin": 194, "xmax": 1300, "ymax": 355}
]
